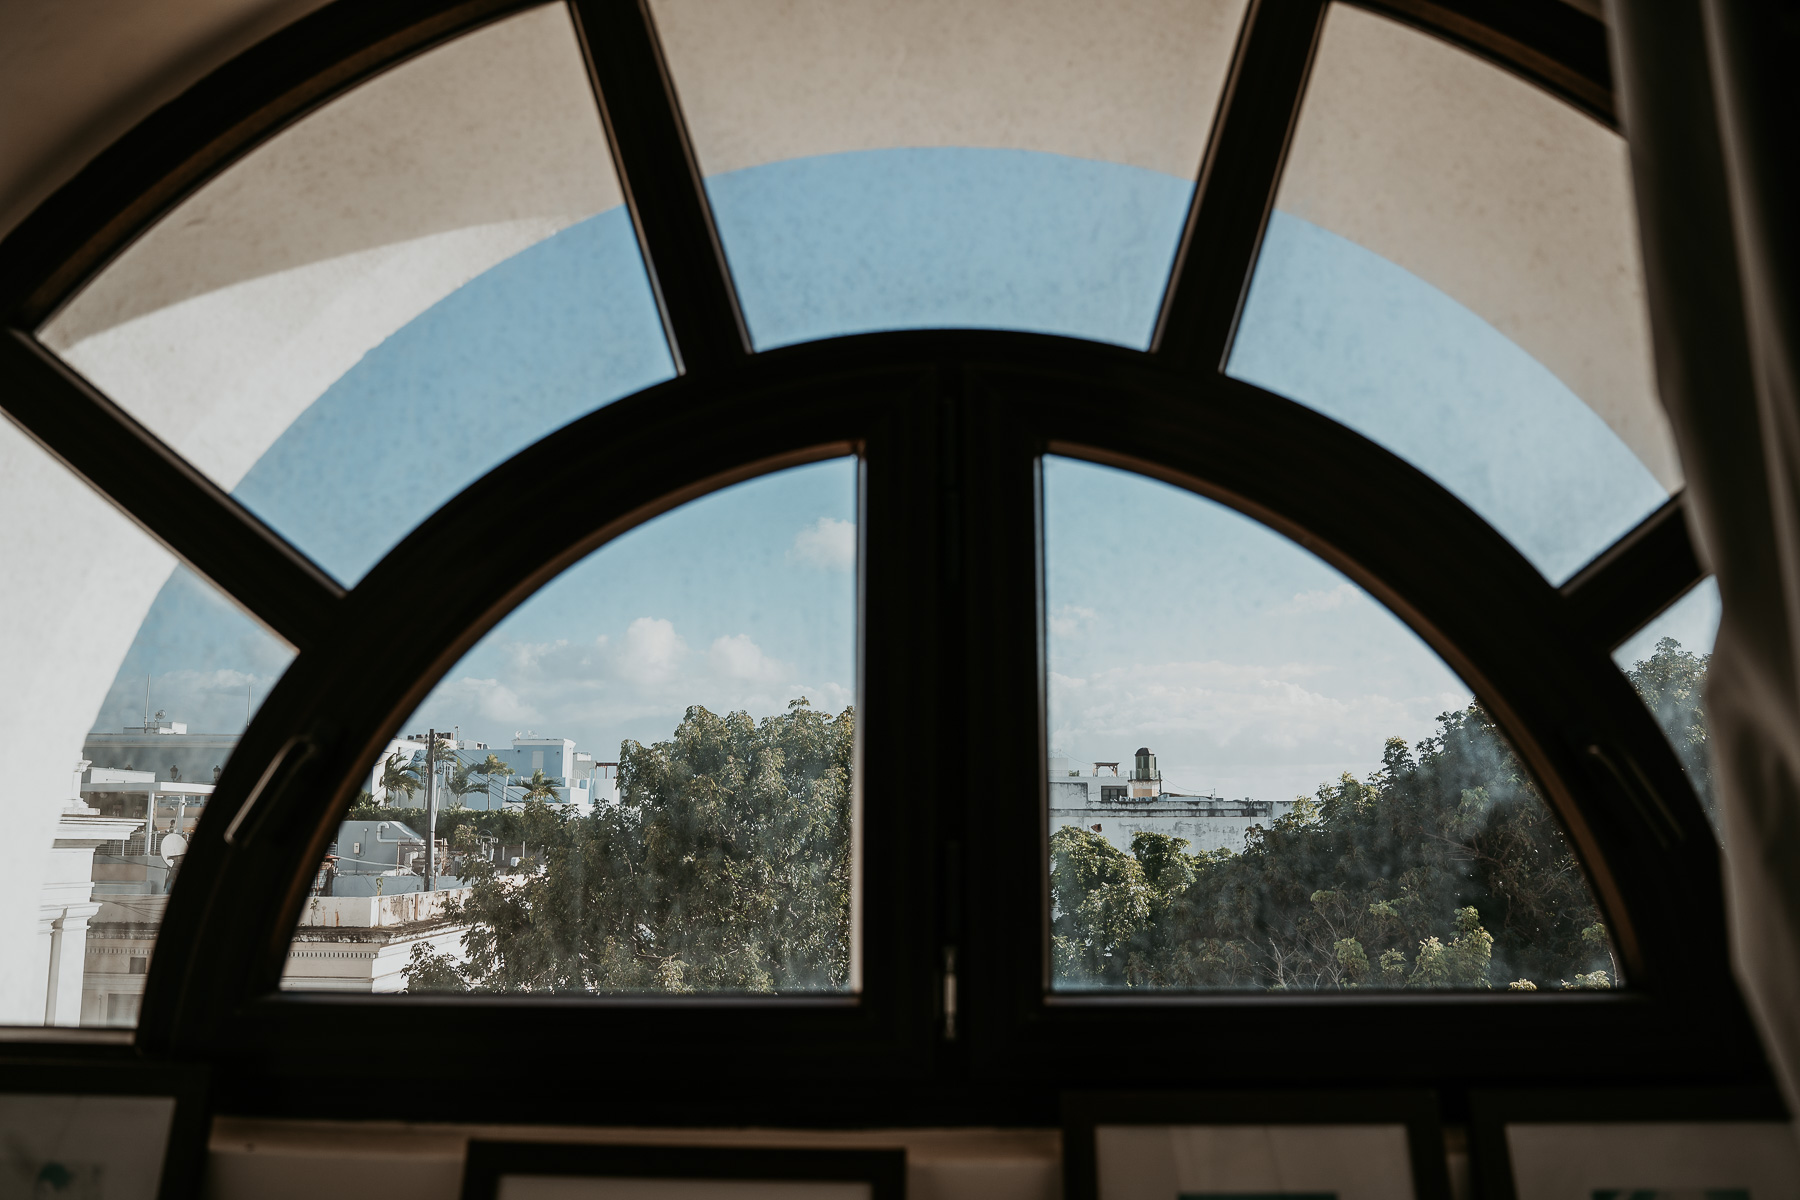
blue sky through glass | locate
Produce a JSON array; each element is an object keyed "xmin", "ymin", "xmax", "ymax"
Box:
[
  {"xmin": 1231, "ymin": 212, "xmax": 1668, "ymax": 584},
  {"xmin": 401, "ymin": 458, "xmax": 857, "ymax": 757},
  {"xmin": 88, "ymin": 566, "xmax": 294, "ymax": 739},
  {"xmin": 90, "ymin": 148, "xmax": 1670, "ymax": 782},
  {"xmin": 1045, "ymin": 455, "xmax": 1469, "ymax": 803},
  {"xmin": 1614, "ymin": 576, "xmax": 1721, "ymax": 669},
  {"xmin": 707, "ymin": 147, "xmax": 1194, "ymax": 350},
  {"xmin": 233, "ymin": 208, "xmax": 673, "ymax": 587}
]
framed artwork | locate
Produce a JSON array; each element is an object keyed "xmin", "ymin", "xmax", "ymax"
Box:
[
  {"xmin": 1063, "ymin": 1090, "xmax": 1452, "ymax": 1200},
  {"xmin": 0, "ymin": 1054, "xmax": 209, "ymax": 1200},
  {"xmin": 461, "ymin": 1143, "xmax": 907, "ymax": 1200},
  {"xmin": 1469, "ymin": 1086, "xmax": 1798, "ymax": 1200}
]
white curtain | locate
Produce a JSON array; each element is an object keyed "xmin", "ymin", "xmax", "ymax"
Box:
[{"xmin": 1610, "ymin": 0, "xmax": 1800, "ymax": 1112}]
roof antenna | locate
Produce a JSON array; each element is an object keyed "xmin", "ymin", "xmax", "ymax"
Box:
[{"xmin": 144, "ymin": 678, "xmax": 150, "ymax": 728}]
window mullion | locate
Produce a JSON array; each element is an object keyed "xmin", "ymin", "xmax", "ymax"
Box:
[
  {"xmin": 0, "ymin": 330, "xmax": 343, "ymax": 652},
  {"xmin": 1560, "ymin": 496, "xmax": 1705, "ymax": 652},
  {"xmin": 1150, "ymin": 0, "xmax": 1327, "ymax": 375},
  {"xmin": 568, "ymin": 0, "xmax": 750, "ymax": 376},
  {"xmin": 946, "ymin": 375, "xmax": 1055, "ymax": 1070}
]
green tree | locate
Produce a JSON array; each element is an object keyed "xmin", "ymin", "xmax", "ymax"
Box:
[
  {"xmin": 446, "ymin": 760, "xmax": 488, "ymax": 806},
  {"xmin": 519, "ymin": 767, "xmax": 561, "ymax": 803},
  {"xmin": 404, "ymin": 700, "xmax": 854, "ymax": 995},
  {"xmin": 1048, "ymin": 704, "xmax": 1615, "ymax": 991},
  {"xmin": 1627, "ymin": 636, "xmax": 1714, "ymax": 827},
  {"xmin": 378, "ymin": 750, "xmax": 422, "ymax": 807}
]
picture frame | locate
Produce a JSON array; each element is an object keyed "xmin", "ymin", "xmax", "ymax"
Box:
[
  {"xmin": 0, "ymin": 1051, "xmax": 210, "ymax": 1200},
  {"xmin": 461, "ymin": 1143, "xmax": 908, "ymax": 1200},
  {"xmin": 1063, "ymin": 1089, "xmax": 1452, "ymax": 1200},
  {"xmin": 1468, "ymin": 1085, "xmax": 1797, "ymax": 1200}
]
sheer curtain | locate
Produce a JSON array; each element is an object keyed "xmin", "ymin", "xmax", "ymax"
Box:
[{"xmin": 1610, "ymin": 0, "xmax": 1800, "ymax": 1110}]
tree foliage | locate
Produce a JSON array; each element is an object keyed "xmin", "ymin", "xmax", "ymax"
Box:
[
  {"xmin": 1050, "ymin": 704, "xmax": 1618, "ymax": 991},
  {"xmin": 404, "ymin": 699, "xmax": 853, "ymax": 994},
  {"xmin": 378, "ymin": 750, "xmax": 422, "ymax": 806},
  {"xmin": 1627, "ymin": 636, "xmax": 1714, "ymax": 827},
  {"xmin": 401, "ymin": 638, "xmax": 1713, "ymax": 997}
]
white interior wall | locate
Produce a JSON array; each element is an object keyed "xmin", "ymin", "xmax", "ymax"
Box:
[{"xmin": 0, "ymin": 418, "xmax": 174, "ymax": 1023}]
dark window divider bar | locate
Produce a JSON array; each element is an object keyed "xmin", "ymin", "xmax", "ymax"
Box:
[
  {"xmin": 1150, "ymin": 0, "xmax": 1328, "ymax": 374},
  {"xmin": 570, "ymin": 0, "xmax": 751, "ymax": 376},
  {"xmin": 1561, "ymin": 495, "xmax": 1706, "ymax": 653},
  {"xmin": 0, "ymin": 329, "xmax": 344, "ymax": 653},
  {"xmin": 1364, "ymin": 0, "xmax": 1615, "ymax": 126}
]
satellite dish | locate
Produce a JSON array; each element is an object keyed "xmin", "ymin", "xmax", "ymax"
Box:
[{"xmin": 159, "ymin": 832, "xmax": 188, "ymax": 863}]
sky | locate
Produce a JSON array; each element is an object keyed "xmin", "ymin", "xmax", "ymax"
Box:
[
  {"xmin": 403, "ymin": 458, "xmax": 856, "ymax": 757},
  {"xmin": 88, "ymin": 146, "xmax": 1697, "ymax": 798},
  {"xmin": 1044, "ymin": 456, "xmax": 1469, "ymax": 801}
]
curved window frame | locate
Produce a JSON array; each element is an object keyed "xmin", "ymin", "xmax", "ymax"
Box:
[{"xmin": 0, "ymin": 0, "xmax": 1760, "ymax": 1124}]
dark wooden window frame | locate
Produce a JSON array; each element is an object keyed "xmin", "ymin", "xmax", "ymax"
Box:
[{"xmin": 0, "ymin": 0, "xmax": 1762, "ymax": 1129}]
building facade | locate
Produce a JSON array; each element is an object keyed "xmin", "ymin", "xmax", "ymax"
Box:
[{"xmin": 1048, "ymin": 751, "xmax": 1301, "ymax": 855}]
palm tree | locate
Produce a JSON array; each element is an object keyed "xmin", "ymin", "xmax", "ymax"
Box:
[
  {"xmin": 471, "ymin": 753, "xmax": 512, "ymax": 777},
  {"xmin": 520, "ymin": 768, "xmax": 561, "ymax": 803},
  {"xmin": 446, "ymin": 760, "xmax": 489, "ymax": 806},
  {"xmin": 378, "ymin": 750, "xmax": 422, "ymax": 806}
]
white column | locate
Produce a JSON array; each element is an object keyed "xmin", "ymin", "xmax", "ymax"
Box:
[
  {"xmin": 35, "ymin": 909, "xmax": 58, "ymax": 1024},
  {"xmin": 46, "ymin": 903, "xmax": 99, "ymax": 1025}
]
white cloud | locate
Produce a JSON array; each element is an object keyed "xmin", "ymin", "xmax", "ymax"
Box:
[
  {"xmin": 1048, "ymin": 605, "xmax": 1099, "ymax": 638},
  {"xmin": 1048, "ymin": 658, "xmax": 1460, "ymax": 780},
  {"xmin": 425, "ymin": 675, "xmax": 540, "ymax": 725},
  {"xmin": 1275, "ymin": 583, "xmax": 1361, "ymax": 614},
  {"xmin": 788, "ymin": 517, "xmax": 856, "ymax": 571},
  {"xmin": 409, "ymin": 616, "xmax": 855, "ymax": 754},
  {"xmin": 616, "ymin": 617, "xmax": 688, "ymax": 686},
  {"xmin": 708, "ymin": 634, "xmax": 789, "ymax": 683}
]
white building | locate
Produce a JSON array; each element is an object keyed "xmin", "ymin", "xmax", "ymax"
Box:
[
  {"xmin": 281, "ymin": 888, "xmax": 469, "ymax": 992},
  {"xmin": 1049, "ymin": 748, "xmax": 1301, "ymax": 856},
  {"xmin": 38, "ymin": 796, "xmax": 142, "ymax": 1026},
  {"xmin": 380, "ymin": 731, "xmax": 611, "ymax": 811}
]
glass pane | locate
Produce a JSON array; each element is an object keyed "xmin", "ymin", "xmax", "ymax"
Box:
[
  {"xmin": 1614, "ymin": 578, "xmax": 1720, "ymax": 838},
  {"xmin": 1227, "ymin": 4, "xmax": 1672, "ymax": 584},
  {"xmin": 39, "ymin": 5, "xmax": 673, "ymax": 586},
  {"xmin": 0, "ymin": 418, "xmax": 291, "ymax": 1029},
  {"xmin": 1044, "ymin": 456, "xmax": 1618, "ymax": 991},
  {"xmin": 650, "ymin": 0, "xmax": 1248, "ymax": 350},
  {"xmin": 282, "ymin": 459, "xmax": 858, "ymax": 995}
]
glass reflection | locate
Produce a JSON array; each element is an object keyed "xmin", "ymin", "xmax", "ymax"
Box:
[
  {"xmin": 0, "ymin": 418, "xmax": 292, "ymax": 1028},
  {"xmin": 1044, "ymin": 456, "xmax": 1618, "ymax": 991},
  {"xmin": 283, "ymin": 459, "xmax": 858, "ymax": 994},
  {"xmin": 1615, "ymin": 579, "xmax": 1720, "ymax": 838}
]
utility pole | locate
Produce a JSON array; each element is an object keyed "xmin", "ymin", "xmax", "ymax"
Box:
[{"xmin": 425, "ymin": 728, "xmax": 438, "ymax": 891}]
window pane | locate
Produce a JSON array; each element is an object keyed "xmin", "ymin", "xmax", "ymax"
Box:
[
  {"xmin": 282, "ymin": 459, "xmax": 858, "ymax": 995},
  {"xmin": 39, "ymin": 5, "xmax": 673, "ymax": 586},
  {"xmin": 1227, "ymin": 4, "xmax": 1671, "ymax": 584},
  {"xmin": 1614, "ymin": 578, "xmax": 1720, "ymax": 838},
  {"xmin": 0, "ymin": 419, "xmax": 291, "ymax": 1029},
  {"xmin": 1043, "ymin": 456, "xmax": 1618, "ymax": 991},
  {"xmin": 650, "ymin": 0, "xmax": 1247, "ymax": 350}
]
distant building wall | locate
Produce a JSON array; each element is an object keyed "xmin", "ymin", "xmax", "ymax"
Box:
[
  {"xmin": 82, "ymin": 729, "xmax": 238, "ymax": 784},
  {"xmin": 1049, "ymin": 779, "xmax": 1301, "ymax": 855}
]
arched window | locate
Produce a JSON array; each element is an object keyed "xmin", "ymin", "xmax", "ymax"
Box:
[{"xmin": 0, "ymin": 0, "xmax": 1756, "ymax": 1116}]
